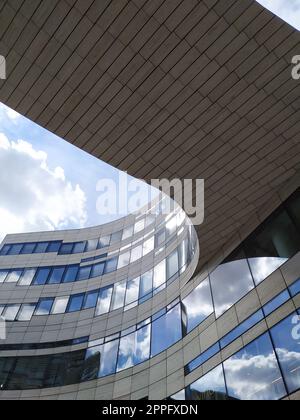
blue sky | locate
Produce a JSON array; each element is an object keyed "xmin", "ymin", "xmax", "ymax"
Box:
[
  {"xmin": 257, "ymin": 0, "xmax": 300, "ymax": 30},
  {"xmin": 0, "ymin": 102, "xmax": 155, "ymax": 241}
]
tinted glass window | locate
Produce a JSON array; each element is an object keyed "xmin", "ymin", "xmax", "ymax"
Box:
[
  {"xmin": 117, "ymin": 251, "xmax": 130, "ymax": 269},
  {"xmin": 46, "ymin": 242, "xmax": 61, "ymax": 253},
  {"xmin": 223, "ymin": 333, "xmax": 286, "ymax": 400},
  {"xmin": 104, "ymin": 257, "xmax": 118, "ymax": 274},
  {"xmin": 122, "ymin": 226, "xmax": 133, "ymax": 241},
  {"xmin": 63, "ymin": 265, "xmax": 79, "ymax": 283},
  {"xmin": 289, "ymin": 278, "xmax": 300, "ymax": 297},
  {"xmin": 153, "ymin": 260, "xmax": 166, "ymax": 290},
  {"xmin": 155, "ymin": 229, "xmax": 165, "ymax": 247},
  {"xmin": 17, "ymin": 304, "xmax": 35, "ymax": 321},
  {"xmin": 83, "ymin": 291, "xmax": 99, "ymax": 309},
  {"xmin": 96, "ymin": 287, "xmax": 113, "ymax": 316},
  {"xmin": 33, "ymin": 268, "xmax": 51, "ymax": 285},
  {"xmin": 73, "ymin": 242, "xmax": 86, "ymax": 254},
  {"xmin": 20, "ymin": 243, "xmax": 36, "ymax": 254},
  {"xmin": 19, "ymin": 269, "xmax": 36, "ymax": 286},
  {"xmin": 248, "ymin": 257, "xmax": 288, "ymax": 285},
  {"xmin": 8, "ymin": 244, "xmax": 23, "ymax": 255},
  {"xmin": 151, "ymin": 304, "xmax": 182, "ymax": 357},
  {"xmin": 271, "ymin": 313, "xmax": 300, "ymax": 394},
  {"xmin": 3, "ymin": 305, "xmax": 20, "ymax": 321},
  {"xmin": 125, "ymin": 277, "xmax": 140, "ymax": 306},
  {"xmin": 117, "ymin": 324, "xmax": 151, "ymax": 371},
  {"xmin": 34, "ymin": 242, "xmax": 49, "ymax": 253},
  {"xmin": 143, "ymin": 236, "xmax": 154, "ymax": 256},
  {"xmin": 86, "ymin": 239, "xmax": 98, "ymax": 252},
  {"xmin": 0, "ymin": 270, "xmax": 9, "ymax": 283},
  {"xmin": 98, "ymin": 236, "xmax": 110, "ymax": 248},
  {"xmin": 182, "ymin": 278, "xmax": 213, "ymax": 334},
  {"xmin": 99, "ymin": 340, "xmax": 119, "ymax": 377},
  {"xmin": 59, "ymin": 243, "xmax": 74, "ymax": 255},
  {"xmin": 77, "ymin": 266, "xmax": 92, "ymax": 281},
  {"xmin": 0, "ymin": 245, "xmax": 11, "ymax": 256},
  {"xmin": 130, "ymin": 246, "xmax": 142, "ymax": 263},
  {"xmin": 262, "ymin": 291, "xmax": 290, "ymax": 317},
  {"xmin": 210, "ymin": 260, "xmax": 254, "ymax": 318},
  {"xmin": 139, "ymin": 270, "xmax": 153, "ymax": 299},
  {"xmin": 111, "ymin": 230, "xmax": 122, "ymax": 244},
  {"xmin": 111, "ymin": 281, "xmax": 126, "ymax": 311},
  {"xmin": 186, "ymin": 365, "xmax": 227, "ymax": 401},
  {"xmin": 67, "ymin": 294, "xmax": 84, "ymax": 313},
  {"xmin": 48, "ymin": 267, "xmax": 65, "ymax": 284},
  {"xmin": 35, "ymin": 299, "xmax": 54, "ymax": 316},
  {"xmin": 51, "ymin": 297, "xmax": 69, "ymax": 314},
  {"xmin": 6, "ymin": 269, "xmax": 23, "ymax": 283},
  {"xmin": 91, "ymin": 263, "xmax": 105, "ymax": 278}
]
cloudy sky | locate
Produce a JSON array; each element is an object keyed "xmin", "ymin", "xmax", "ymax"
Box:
[
  {"xmin": 257, "ymin": 0, "xmax": 300, "ymax": 30},
  {"xmin": 0, "ymin": 102, "xmax": 154, "ymax": 242}
]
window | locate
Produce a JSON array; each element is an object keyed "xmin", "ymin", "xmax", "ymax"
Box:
[
  {"xmin": 223, "ymin": 333, "xmax": 286, "ymax": 400},
  {"xmin": 187, "ymin": 343, "xmax": 220, "ymax": 374},
  {"xmin": 67, "ymin": 294, "xmax": 84, "ymax": 313},
  {"xmin": 77, "ymin": 265, "xmax": 92, "ymax": 281},
  {"xmin": 178, "ymin": 238, "xmax": 189, "ymax": 270},
  {"xmin": 98, "ymin": 235, "xmax": 110, "ymax": 248},
  {"xmin": 86, "ymin": 239, "xmax": 98, "ymax": 252},
  {"xmin": 166, "ymin": 216, "xmax": 177, "ymax": 238},
  {"xmin": 151, "ymin": 304, "xmax": 182, "ymax": 357},
  {"xmin": 117, "ymin": 324, "xmax": 151, "ymax": 371},
  {"xmin": 99, "ymin": 340, "xmax": 119, "ymax": 377},
  {"xmin": 2, "ymin": 305, "xmax": 20, "ymax": 321},
  {"xmin": 0, "ymin": 270, "xmax": 9, "ymax": 283},
  {"xmin": 59, "ymin": 243, "xmax": 74, "ymax": 255},
  {"xmin": 153, "ymin": 260, "xmax": 166, "ymax": 290},
  {"xmin": 130, "ymin": 245, "xmax": 142, "ymax": 263},
  {"xmin": 166, "ymin": 250, "xmax": 179, "ymax": 280},
  {"xmin": 95, "ymin": 287, "xmax": 113, "ymax": 316},
  {"xmin": 262, "ymin": 291, "xmax": 290, "ymax": 317},
  {"xmin": 139, "ymin": 270, "xmax": 153, "ymax": 300},
  {"xmin": 104, "ymin": 257, "xmax": 118, "ymax": 274},
  {"xmin": 182, "ymin": 278, "xmax": 213, "ymax": 334},
  {"xmin": 210, "ymin": 260, "xmax": 255, "ymax": 318},
  {"xmin": 186, "ymin": 365, "xmax": 227, "ymax": 401},
  {"xmin": 8, "ymin": 244, "xmax": 23, "ymax": 255},
  {"xmin": 35, "ymin": 298, "xmax": 54, "ymax": 316},
  {"xmin": 19, "ymin": 269, "xmax": 36, "ymax": 286},
  {"xmin": 34, "ymin": 242, "xmax": 49, "ymax": 253},
  {"xmin": 33, "ymin": 268, "xmax": 51, "ymax": 285},
  {"xmin": 0, "ymin": 306, "xmax": 4, "ymax": 316},
  {"xmin": 83, "ymin": 290, "xmax": 99, "ymax": 310},
  {"xmin": 48, "ymin": 267, "xmax": 65, "ymax": 285},
  {"xmin": 20, "ymin": 243, "xmax": 36, "ymax": 254},
  {"xmin": 111, "ymin": 281, "xmax": 126, "ymax": 311},
  {"xmin": 73, "ymin": 242, "xmax": 86, "ymax": 254},
  {"xmin": 46, "ymin": 241, "xmax": 61, "ymax": 253},
  {"xmin": 271, "ymin": 313, "xmax": 300, "ymax": 394},
  {"xmin": 155, "ymin": 229, "xmax": 165, "ymax": 247},
  {"xmin": 91, "ymin": 262, "xmax": 105, "ymax": 278},
  {"xmin": 0, "ymin": 244, "xmax": 11, "ymax": 256},
  {"xmin": 134, "ymin": 219, "xmax": 145, "ymax": 235},
  {"xmin": 17, "ymin": 304, "xmax": 35, "ymax": 321},
  {"xmin": 111, "ymin": 230, "xmax": 122, "ymax": 244},
  {"xmin": 51, "ymin": 297, "xmax": 69, "ymax": 314},
  {"xmin": 125, "ymin": 277, "xmax": 140, "ymax": 306},
  {"xmin": 143, "ymin": 236, "xmax": 154, "ymax": 256},
  {"xmin": 248, "ymin": 257, "xmax": 288, "ymax": 286},
  {"xmin": 63, "ymin": 265, "xmax": 79, "ymax": 283},
  {"xmin": 117, "ymin": 251, "xmax": 130, "ymax": 269},
  {"xmin": 122, "ymin": 225, "xmax": 133, "ymax": 241},
  {"xmin": 289, "ymin": 278, "xmax": 300, "ymax": 297},
  {"xmin": 6, "ymin": 269, "xmax": 23, "ymax": 283}
]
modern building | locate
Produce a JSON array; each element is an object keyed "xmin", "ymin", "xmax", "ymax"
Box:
[{"xmin": 0, "ymin": 0, "xmax": 300, "ymax": 400}]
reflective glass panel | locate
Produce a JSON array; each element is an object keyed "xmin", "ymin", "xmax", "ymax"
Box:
[
  {"xmin": 111, "ymin": 230, "xmax": 122, "ymax": 244},
  {"xmin": 33, "ymin": 268, "xmax": 51, "ymax": 285},
  {"xmin": 104, "ymin": 257, "xmax": 118, "ymax": 274},
  {"xmin": 6, "ymin": 269, "xmax": 23, "ymax": 283},
  {"xmin": 59, "ymin": 243, "xmax": 74, "ymax": 255},
  {"xmin": 73, "ymin": 242, "xmax": 86, "ymax": 254},
  {"xmin": 169, "ymin": 390, "xmax": 186, "ymax": 401},
  {"xmin": 111, "ymin": 281, "xmax": 126, "ymax": 311},
  {"xmin": 46, "ymin": 241, "xmax": 61, "ymax": 253},
  {"xmin": 262, "ymin": 290, "xmax": 290, "ymax": 317},
  {"xmin": 35, "ymin": 298, "xmax": 54, "ymax": 316},
  {"xmin": 3, "ymin": 305, "xmax": 20, "ymax": 321},
  {"xmin": 77, "ymin": 265, "xmax": 92, "ymax": 281},
  {"xmin": 186, "ymin": 365, "xmax": 227, "ymax": 401},
  {"xmin": 63, "ymin": 265, "xmax": 79, "ymax": 283},
  {"xmin": 96, "ymin": 287, "xmax": 113, "ymax": 316},
  {"xmin": 51, "ymin": 297, "xmax": 69, "ymax": 314},
  {"xmin": 122, "ymin": 225, "xmax": 134, "ymax": 240},
  {"xmin": 271, "ymin": 313, "xmax": 300, "ymax": 394},
  {"xmin": 182, "ymin": 278, "xmax": 213, "ymax": 334},
  {"xmin": 83, "ymin": 290, "xmax": 99, "ymax": 309},
  {"xmin": 151, "ymin": 304, "xmax": 182, "ymax": 357},
  {"xmin": 86, "ymin": 239, "xmax": 98, "ymax": 252},
  {"xmin": 91, "ymin": 263, "xmax": 105, "ymax": 278},
  {"xmin": 0, "ymin": 270, "xmax": 9, "ymax": 283},
  {"xmin": 67, "ymin": 294, "xmax": 84, "ymax": 313},
  {"xmin": 125, "ymin": 277, "xmax": 140, "ymax": 306},
  {"xmin": 289, "ymin": 278, "xmax": 300, "ymax": 297},
  {"xmin": 48, "ymin": 267, "xmax": 65, "ymax": 284},
  {"xmin": 99, "ymin": 340, "xmax": 119, "ymax": 377},
  {"xmin": 117, "ymin": 324, "xmax": 151, "ymax": 371},
  {"xmin": 20, "ymin": 243, "xmax": 36, "ymax": 254},
  {"xmin": 139, "ymin": 270, "xmax": 153, "ymax": 299},
  {"xmin": 167, "ymin": 250, "xmax": 179, "ymax": 280},
  {"xmin": 17, "ymin": 304, "xmax": 35, "ymax": 321},
  {"xmin": 210, "ymin": 260, "xmax": 255, "ymax": 318},
  {"xmin": 34, "ymin": 242, "xmax": 49, "ymax": 253},
  {"xmin": 134, "ymin": 219, "xmax": 145, "ymax": 234},
  {"xmin": 117, "ymin": 251, "xmax": 130, "ymax": 269},
  {"xmin": 98, "ymin": 236, "xmax": 110, "ymax": 248},
  {"xmin": 19, "ymin": 269, "xmax": 36, "ymax": 286},
  {"xmin": 248, "ymin": 257, "xmax": 288, "ymax": 285},
  {"xmin": 223, "ymin": 333, "xmax": 286, "ymax": 400},
  {"xmin": 153, "ymin": 260, "xmax": 166, "ymax": 289},
  {"xmin": 0, "ymin": 245, "xmax": 10, "ymax": 256},
  {"xmin": 8, "ymin": 244, "xmax": 23, "ymax": 255}
]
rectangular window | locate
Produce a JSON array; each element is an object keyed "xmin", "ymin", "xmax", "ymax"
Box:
[
  {"xmin": 3, "ymin": 305, "xmax": 20, "ymax": 321},
  {"xmin": 166, "ymin": 216, "xmax": 177, "ymax": 238},
  {"xmin": 83, "ymin": 290, "xmax": 99, "ymax": 309},
  {"xmin": 289, "ymin": 278, "xmax": 300, "ymax": 297},
  {"xmin": 91, "ymin": 263, "xmax": 105, "ymax": 278},
  {"xmin": 151, "ymin": 304, "xmax": 182, "ymax": 357},
  {"xmin": 262, "ymin": 290, "xmax": 290, "ymax": 317},
  {"xmin": 46, "ymin": 241, "xmax": 62, "ymax": 253},
  {"xmin": 143, "ymin": 237, "xmax": 154, "ymax": 256},
  {"xmin": 104, "ymin": 257, "xmax": 118, "ymax": 274},
  {"xmin": 34, "ymin": 242, "xmax": 49, "ymax": 253},
  {"xmin": 35, "ymin": 298, "xmax": 54, "ymax": 316},
  {"xmin": 51, "ymin": 297, "xmax": 69, "ymax": 314},
  {"xmin": 63, "ymin": 265, "xmax": 79, "ymax": 283},
  {"xmin": 0, "ymin": 305, "xmax": 4, "ymax": 316},
  {"xmin": 20, "ymin": 243, "xmax": 36, "ymax": 254},
  {"xmin": 155, "ymin": 229, "xmax": 165, "ymax": 247},
  {"xmin": 130, "ymin": 246, "xmax": 143, "ymax": 263},
  {"xmin": 166, "ymin": 250, "xmax": 179, "ymax": 280},
  {"xmin": 8, "ymin": 244, "xmax": 23, "ymax": 255},
  {"xmin": 6, "ymin": 269, "xmax": 23, "ymax": 283},
  {"xmin": 111, "ymin": 281, "xmax": 126, "ymax": 311},
  {"xmin": 96, "ymin": 287, "xmax": 113, "ymax": 316},
  {"xmin": 111, "ymin": 230, "xmax": 122, "ymax": 244},
  {"xmin": 223, "ymin": 333, "xmax": 286, "ymax": 400},
  {"xmin": 19, "ymin": 269, "xmax": 36, "ymax": 286},
  {"xmin": 117, "ymin": 324, "xmax": 151, "ymax": 371},
  {"xmin": 59, "ymin": 243, "xmax": 74, "ymax": 255},
  {"xmin": 48, "ymin": 267, "xmax": 65, "ymax": 285},
  {"xmin": 73, "ymin": 242, "xmax": 86, "ymax": 254},
  {"xmin": 187, "ymin": 343, "xmax": 220, "ymax": 374},
  {"xmin": 182, "ymin": 278, "xmax": 214, "ymax": 334},
  {"xmin": 98, "ymin": 236, "xmax": 110, "ymax": 248},
  {"xmin": 153, "ymin": 260, "xmax": 166, "ymax": 290},
  {"xmin": 0, "ymin": 244, "xmax": 11, "ymax": 256},
  {"xmin": 122, "ymin": 226, "xmax": 133, "ymax": 241},
  {"xmin": 33, "ymin": 268, "xmax": 51, "ymax": 285},
  {"xmin": 86, "ymin": 239, "xmax": 98, "ymax": 252},
  {"xmin": 17, "ymin": 304, "xmax": 36, "ymax": 322},
  {"xmin": 186, "ymin": 365, "xmax": 227, "ymax": 401},
  {"xmin": 134, "ymin": 219, "xmax": 145, "ymax": 235},
  {"xmin": 0, "ymin": 270, "xmax": 9, "ymax": 283},
  {"xmin": 139, "ymin": 270, "xmax": 153, "ymax": 299},
  {"xmin": 125, "ymin": 277, "xmax": 140, "ymax": 306},
  {"xmin": 77, "ymin": 265, "xmax": 92, "ymax": 281},
  {"xmin": 67, "ymin": 294, "xmax": 84, "ymax": 313},
  {"xmin": 117, "ymin": 251, "xmax": 130, "ymax": 269}
]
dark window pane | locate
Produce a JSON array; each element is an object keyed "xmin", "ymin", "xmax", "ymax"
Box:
[
  {"xmin": 83, "ymin": 291, "xmax": 99, "ymax": 309},
  {"xmin": 59, "ymin": 243, "xmax": 74, "ymax": 255},
  {"xmin": 182, "ymin": 278, "xmax": 213, "ymax": 334},
  {"xmin": 186, "ymin": 365, "xmax": 228, "ymax": 401},
  {"xmin": 0, "ymin": 245, "xmax": 11, "ymax": 256},
  {"xmin": 33, "ymin": 268, "xmax": 51, "ymax": 285},
  {"xmin": 271, "ymin": 313, "xmax": 300, "ymax": 394},
  {"xmin": 99, "ymin": 340, "xmax": 119, "ymax": 377},
  {"xmin": 187, "ymin": 343, "xmax": 220, "ymax": 374},
  {"xmin": 73, "ymin": 242, "xmax": 86, "ymax": 254},
  {"xmin": 8, "ymin": 244, "xmax": 23, "ymax": 255},
  {"xmin": 262, "ymin": 291, "xmax": 290, "ymax": 317},
  {"xmin": 47, "ymin": 241, "xmax": 62, "ymax": 253},
  {"xmin": 0, "ymin": 269, "xmax": 9, "ymax": 283},
  {"xmin": 67, "ymin": 294, "xmax": 84, "ymax": 313},
  {"xmin": 91, "ymin": 263, "xmax": 104, "ymax": 278},
  {"xmin": 3, "ymin": 305, "xmax": 20, "ymax": 321},
  {"xmin": 35, "ymin": 299, "xmax": 54, "ymax": 316},
  {"xmin": 48, "ymin": 267, "xmax": 65, "ymax": 285},
  {"xmin": 34, "ymin": 242, "xmax": 49, "ymax": 253},
  {"xmin": 166, "ymin": 250, "xmax": 178, "ymax": 280},
  {"xmin": 63, "ymin": 265, "xmax": 79, "ymax": 283},
  {"xmin": 155, "ymin": 229, "xmax": 165, "ymax": 247},
  {"xmin": 248, "ymin": 257, "xmax": 288, "ymax": 286},
  {"xmin": 151, "ymin": 304, "xmax": 182, "ymax": 357},
  {"xmin": 289, "ymin": 278, "xmax": 300, "ymax": 297},
  {"xmin": 20, "ymin": 243, "xmax": 36, "ymax": 254},
  {"xmin": 223, "ymin": 333, "xmax": 286, "ymax": 400},
  {"xmin": 111, "ymin": 230, "xmax": 122, "ymax": 244},
  {"xmin": 17, "ymin": 304, "xmax": 35, "ymax": 321},
  {"xmin": 104, "ymin": 257, "xmax": 118, "ymax": 274},
  {"xmin": 77, "ymin": 266, "xmax": 92, "ymax": 281}
]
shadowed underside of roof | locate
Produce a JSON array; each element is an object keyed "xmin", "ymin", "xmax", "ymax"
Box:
[{"xmin": 0, "ymin": 0, "xmax": 300, "ymax": 267}]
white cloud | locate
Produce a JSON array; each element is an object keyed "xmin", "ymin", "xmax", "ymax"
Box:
[
  {"xmin": 0, "ymin": 103, "xmax": 21, "ymax": 123},
  {"xmin": 257, "ymin": 0, "xmax": 300, "ymax": 30},
  {"xmin": 0, "ymin": 133, "xmax": 87, "ymax": 241}
]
